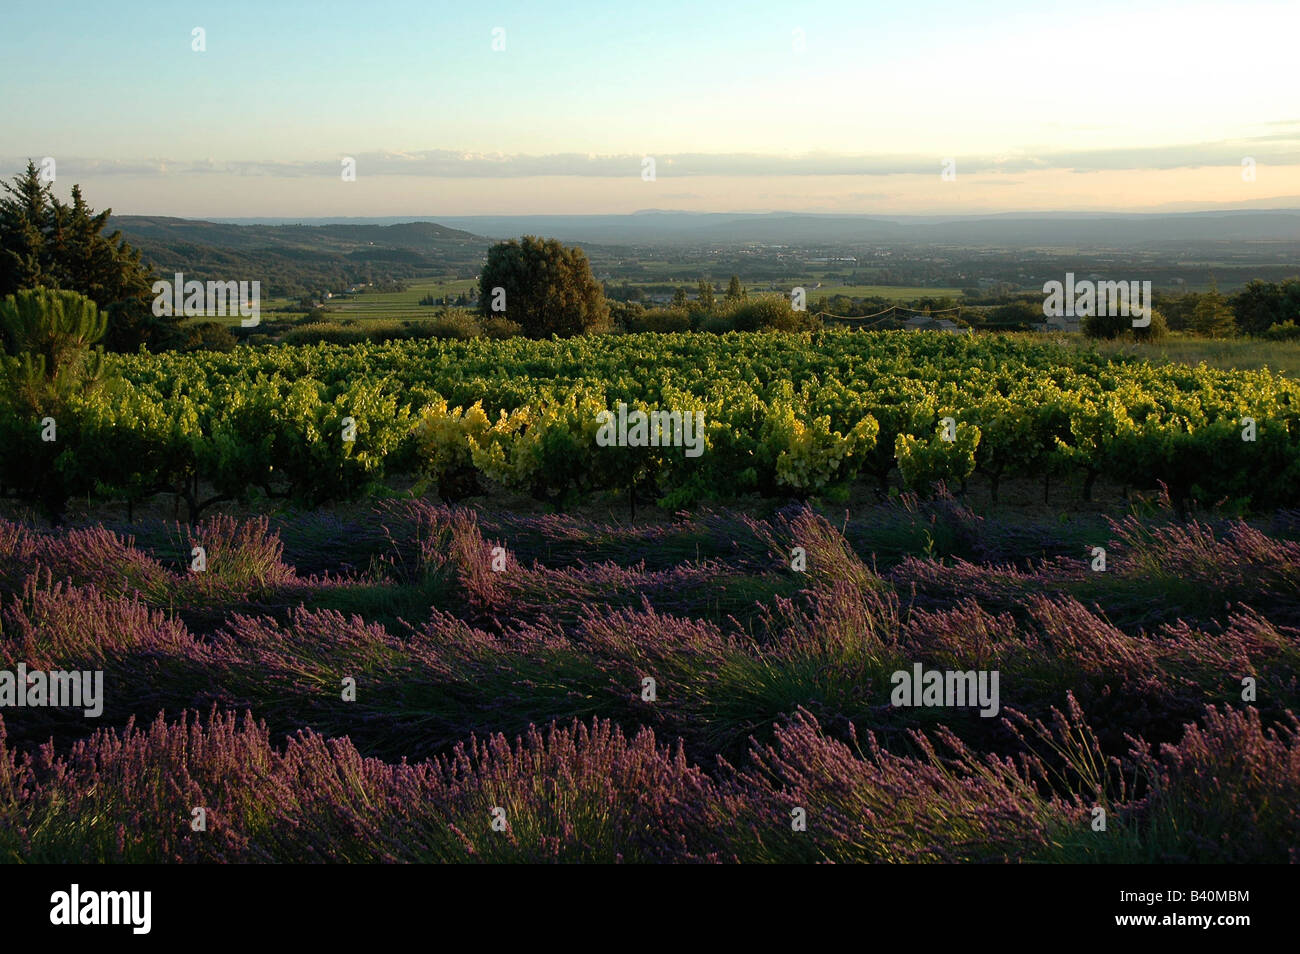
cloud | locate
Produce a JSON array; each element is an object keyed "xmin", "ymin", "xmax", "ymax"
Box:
[
  {"xmin": 6, "ymin": 135, "xmax": 1300, "ymax": 181},
  {"xmin": 1243, "ymin": 131, "xmax": 1300, "ymax": 142}
]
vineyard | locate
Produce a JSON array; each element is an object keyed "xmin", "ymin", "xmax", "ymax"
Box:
[
  {"xmin": 3, "ymin": 329, "xmax": 1300, "ymax": 864},
  {"xmin": 4, "ymin": 330, "xmax": 1300, "ymax": 521},
  {"xmin": 7, "ymin": 0, "xmax": 1300, "ymax": 892}
]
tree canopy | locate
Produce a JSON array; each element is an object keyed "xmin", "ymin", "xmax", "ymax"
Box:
[
  {"xmin": 477, "ymin": 236, "xmax": 609, "ymax": 338},
  {"xmin": 0, "ymin": 161, "xmax": 174, "ymax": 351},
  {"xmin": 725, "ymin": 274, "xmax": 746, "ymax": 302},
  {"xmin": 1231, "ymin": 278, "xmax": 1300, "ymax": 336},
  {"xmin": 1191, "ymin": 280, "xmax": 1237, "ymax": 338},
  {"xmin": 0, "ymin": 287, "xmax": 111, "ymax": 522}
]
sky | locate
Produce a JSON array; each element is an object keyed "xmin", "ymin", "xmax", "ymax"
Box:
[{"xmin": 2, "ymin": 0, "xmax": 1298, "ymax": 216}]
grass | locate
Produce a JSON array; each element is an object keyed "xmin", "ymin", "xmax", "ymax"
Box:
[
  {"xmin": 320, "ymin": 278, "xmax": 479, "ymax": 320},
  {"xmin": 253, "ymin": 277, "xmax": 478, "ymax": 322},
  {"xmin": 267, "ymin": 274, "xmax": 967, "ymax": 322},
  {"xmin": 1057, "ymin": 332, "xmax": 1300, "ymax": 377}
]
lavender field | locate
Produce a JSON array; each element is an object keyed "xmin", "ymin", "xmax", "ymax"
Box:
[{"xmin": 1, "ymin": 491, "xmax": 1297, "ymax": 863}]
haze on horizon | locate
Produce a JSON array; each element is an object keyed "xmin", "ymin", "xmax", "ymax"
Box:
[{"xmin": 3, "ymin": 0, "xmax": 1298, "ymax": 218}]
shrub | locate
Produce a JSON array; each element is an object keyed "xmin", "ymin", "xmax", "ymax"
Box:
[
  {"xmin": 425, "ymin": 312, "xmax": 482, "ymax": 340},
  {"xmin": 725, "ymin": 294, "xmax": 819, "ymax": 332},
  {"xmin": 361, "ymin": 320, "xmax": 407, "ymax": 342},
  {"xmin": 698, "ymin": 312, "xmax": 735, "ymax": 334},
  {"xmin": 1132, "ymin": 307, "xmax": 1169, "ymax": 342},
  {"xmin": 1081, "ymin": 309, "xmax": 1132, "ymax": 340},
  {"xmin": 985, "ymin": 301, "xmax": 1041, "ymax": 330},
  {"xmin": 628, "ymin": 307, "xmax": 691, "ymax": 334},
  {"xmin": 1083, "ymin": 306, "xmax": 1168, "ymax": 342},
  {"xmin": 178, "ymin": 320, "xmax": 238, "ymax": 352},
  {"xmin": 481, "ymin": 316, "xmax": 523, "ymax": 339},
  {"xmin": 1262, "ymin": 320, "xmax": 1300, "ymax": 341},
  {"xmin": 607, "ymin": 300, "xmax": 645, "ymax": 332},
  {"xmin": 281, "ymin": 322, "xmax": 369, "ymax": 346},
  {"xmin": 413, "ymin": 399, "xmax": 492, "ymax": 500}
]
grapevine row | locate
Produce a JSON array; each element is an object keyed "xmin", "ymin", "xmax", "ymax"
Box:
[{"xmin": 3, "ymin": 330, "xmax": 1297, "ymax": 518}]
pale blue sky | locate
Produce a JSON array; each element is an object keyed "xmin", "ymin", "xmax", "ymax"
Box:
[{"xmin": 3, "ymin": 0, "xmax": 1298, "ymax": 214}]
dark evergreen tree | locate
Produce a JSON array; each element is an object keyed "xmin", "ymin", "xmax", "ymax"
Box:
[
  {"xmin": 0, "ymin": 162, "xmax": 48, "ymax": 293},
  {"xmin": 697, "ymin": 277, "xmax": 715, "ymax": 310},
  {"xmin": 0, "ymin": 287, "xmax": 110, "ymax": 523},
  {"xmin": 1231, "ymin": 277, "xmax": 1300, "ymax": 336},
  {"xmin": 1192, "ymin": 279, "xmax": 1237, "ymax": 338},
  {"xmin": 0, "ymin": 161, "xmax": 174, "ymax": 351}
]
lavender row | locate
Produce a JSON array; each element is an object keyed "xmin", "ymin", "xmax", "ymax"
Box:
[{"xmin": 1, "ymin": 700, "xmax": 1294, "ymax": 863}]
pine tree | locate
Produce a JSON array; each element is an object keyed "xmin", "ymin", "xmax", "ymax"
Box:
[
  {"xmin": 0, "ymin": 162, "xmax": 172, "ymax": 351},
  {"xmin": 0, "ymin": 286, "xmax": 107, "ymax": 410},
  {"xmin": 0, "ymin": 161, "xmax": 49, "ymax": 294},
  {"xmin": 697, "ymin": 278, "xmax": 715, "ymax": 310},
  {"xmin": 671, "ymin": 285, "xmax": 687, "ymax": 308},
  {"xmin": 1191, "ymin": 279, "xmax": 1237, "ymax": 338},
  {"xmin": 0, "ymin": 287, "xmax": 110, "ymax": 524},
  {"xmin": 726, "ymin": 274, "xmax": 746, "ymax": 302}
]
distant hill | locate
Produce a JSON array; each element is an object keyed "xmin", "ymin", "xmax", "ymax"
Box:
[
  {"xmin": 428, "ymin": 210, "xmax": 1300, "ymax": 247},
  {"xmin": 110, "ymin": 216, "xmax": 491, "ymax": 298},
  {"xmin": 198, "ymin": 209, "xmax": 1300, "ymax": 247},
  {"xmin": 108, "ymin": 210, "xmax": 1300, "ymax": 302}
]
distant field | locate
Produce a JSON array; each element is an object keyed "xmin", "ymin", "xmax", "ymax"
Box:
[
  {"xmin": 621, "ymin": 279, "xmax": 966, "ymax": 303},
  {"xmin": 802, "ymin": 284, "xmax": 965, "ymax": 302},
  {"xmin": 1057, "ymin": 333, "xmax": 1300, "ymax": 377},
  {"xmin": 251, "ymin": 277, "xmax": 476, "ymax": 323},
  {"xmin": 322, "ymin": 278, "xmax": 478, "ymax": 319},
  {"xmin": 256, "ymin": 275, "xmax": 966, "ymax": 323}
]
